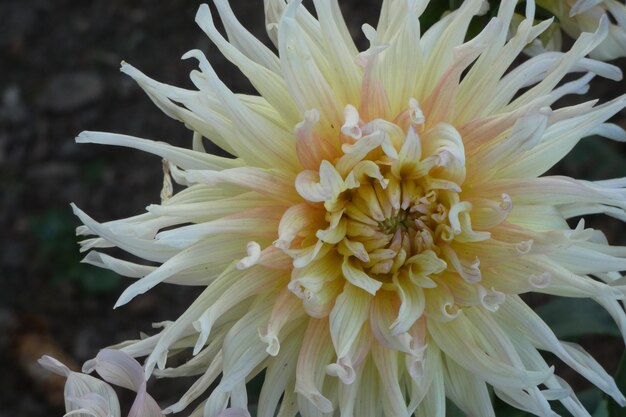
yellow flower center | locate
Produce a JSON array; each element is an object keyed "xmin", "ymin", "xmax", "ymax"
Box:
[
  {"xmin": 332, "ymin": 166, "xmax": 456, "ymax": 280},
  {"xmin": 278, "ymin": 102, "xmax": 500, "ymax": 301}
]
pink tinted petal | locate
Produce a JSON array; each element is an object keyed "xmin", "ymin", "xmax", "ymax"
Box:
[
  {"xmin": 39, "ymin": 355, "xmax": 121, "ymax": 417},
  {"xmin": 84, "ymin": 349, "xmax": 164, "ymax": 417},
  {"xmin": 84, "ymin": 349, "xmax": 143, "ymax": 391},
  {"xmin": 65, "ymin": 393, "xmax": 111, "ymax": 417},
  {"xmin": 295, "ymin": 109, "xmax": 339, "ymax": 170},
  {"xmin": 128, "ymin": 391, "xmax": 163, "ymax": 417}
]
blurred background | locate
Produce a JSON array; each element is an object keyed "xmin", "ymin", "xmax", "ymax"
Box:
[{"xmin": 0, "ymin": 1, "xmax": 625, "ymax": 416}]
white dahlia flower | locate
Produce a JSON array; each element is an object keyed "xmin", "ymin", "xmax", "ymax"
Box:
[
  {"xmin": 535, "ymin": 0, "xmax": 626, "ymax": 60},
  {"xmin": 50, "ymin": 0, "xmax": 626, "ymax": 416}
]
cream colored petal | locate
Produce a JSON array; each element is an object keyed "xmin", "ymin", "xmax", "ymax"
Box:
[
  {"xmin": 441, "ymin": 245, "xmax": 482, "ymax": 283},
  {"xmin": 549, "ymin": 244, "xmax": 626, "ymax": 277},
  {"xmin": 163, "ymin": 351, "xmax": 223, "ymax": 413},
  {"xmin": 155, "ymin": 325, "xmax": 225, "ymax": 378},
  {"xmin": 275, "ymin": 384, "xmax": 299, "ymax": 417},
  {"xmin": 416, "ymin": 0, "xmax": 487, "ymax": 99},
  {"xmin": 466, "ymin": 194, "xmax": 512, "ymax": 230},
  {"xmin": 352, "ymin": 357, "xmax": 380, "ymax": 417},
  {"xmin": 120, "ymin": 63, "xmax": 236, "ymax": 155},
  {"xmin": 295, "ymin": 109, "xmax": 340, "ymax": 171},
  {"xmin": 257, "ymin": 324, "xmax": 304, "ymax": 417},
  {"xmin": 336, "ymin": 363, "xmax": 362, "ymax": 417},
  {"xmin": 183, "ymin": 50, "xmax": 300, "ymax": 171},
  {"xmin": 326, "ymin": 324, "xmax": 371, "ymax": 386},
  {"xmin": 212, "ymin": 1, "xmax": 280, "ymax": 72},
  {"xmin": 341, "ymin": 256, "xmax": 383, "ymax": 295},
  {"xmin": 185, "ymin": 167, "xmax": 298, "ymax": 205},
  {"xmin": 413, "ymin": 351, "xmax": 446, "ymax": 417},
  {"xmin": 147, "ymin": 192, "xmax": 279, "ymax": 224},
  {"xmin": 311, "ymin": 0, "xmax": 361, "ymax": 105},
  {"xmin": 357, "ymin": 44, "xmax": 391, "ymax": 122},
  {"xmin": 469, "ymin": 176, "xmax": 626, "ymax": 209},
  {"xmin": 195, "ymin": 4, "xmax": 300, "ymax": 126},
  {"xmin": 507, "ymin": 204, "xmax": 567, "ymax": 231},
  {"xmin": 76, "ymin": 212, "xmax": 178, "ymax": 242},
  {"xmin": 71, "ymin": 204, "xmax": 178, "ymax": 263},
  {"xmin": 498, "ymin": 296, "xmax": 626, "ymax": 405},
  {"xmin": 468, "ymin": 109, "xmax": 549, "ymax": 183},
  {"xmin": 423, "ymin": 18, "xmax": 502, "ymax": 126},
  {"xmin": 290, "ymin": 265, "xmax": 343, "ymax": 319},
  {"xmin": 391, "ymin": 274, "xmax": 426, "ymax": 335},
  {"xmin": 76, "ymin": 131, "xmax": 242, "ymax": 171},
  {"xmin": 328, "ymin": 282, "xmax": 370, "ymax": 383},
  {"xmin": 503, "ymin": 331, "xmax": 592, "ymax": 417},
  {"xmin": 259, "ymin": 288, "xmax": 305, "ymax": 356},
  {"xmin": 391, "ymin": 126, "xmax": 422, "ymax": 179},
  {"xmin": 193, "ymin": 271, "xmax": 287, "ymax": 355},
  {"xmin": 276, "ymin": 203, "xmax": 325, "ymax": 250},
  {"xmin": 143, "ymin": 266, "xmax": 274, "ymax": 376},
  {"xmin": 154, "ymin": 207, "xmax": 282, "ymax": 249},
  {"xmin": 498, "ymin": 95, "xmax": 626, "ymax": 179},
  {"xmin": 114, "ymin": 235, "xmax": 250, "ymax": 307},
  {"xmin": 218, "ymin": 300, "xmax": 274, "ymax": 391},
  {"xmin": 494, "ymin": 384, "xmax": 559, "ymax": 417},
  {"xmin": 378, "ymin": 5, "xmax": 425, "ymax": 117},
  {"xmin": 277, "ymin": 1, "xmax": 342, "ymax": 133},
  {"xmin": 420, "ymin": 123, "xmax": 466, "ymax": 185},
  {"xmin": 505, "ymin": 17, "xmax": 617, "ymax": 111},
  {"xmin": 81, "ymin": 251, "xmax": 154, "ymax": 279},
  {"xmin": 517, "ymin": 254, "xmax": 625, "ymax": 298},
  {"xmin": 423, "ymin": 280, "xmax": 461, "ymax": 322},
  {"xmin": 428, "ymin": 312, "xmax": 552, "ymax": 389},
  {"xmin": 290, "ymin": 253, "xmax": 342, "ymax": 291},
  {"xmin": 295, "ymin": 318, "xmax": 334, "ymax": 414},
  {"xmin": 443, "ymin": 356, "xmax": 496, "ymax": 417},
  {"xmin": 369, "ymin": 299, "xmax": 403, "ymax": 355},
  {"xmin": 454, "ymin": 2, "xmax": 550, "ymax": 122},
  {"xmin": 371, "ymin": 343, "xmax": 410, "ymax": 417}
]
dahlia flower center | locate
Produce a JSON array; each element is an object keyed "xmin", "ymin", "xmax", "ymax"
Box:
[
  {"xmin": 336, "ymin": 169, "xmax": 454, "ymax": 278},
  {"xmin": 377, "ymin": 210, "xmax": 411, "ymax": 235},
  {"xmin": 278, "ymin": 102, "xmax": 493, "ymax": 299}
]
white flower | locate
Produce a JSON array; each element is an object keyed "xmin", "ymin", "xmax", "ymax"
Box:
[{"xmin": 67, "ymin": 0, "xmax": 626, "ymax": 416}]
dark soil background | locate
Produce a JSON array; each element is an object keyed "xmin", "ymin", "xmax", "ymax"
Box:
[{"xmin": 0, "ymin": 1, "xmax": 624, "ymax": 416}]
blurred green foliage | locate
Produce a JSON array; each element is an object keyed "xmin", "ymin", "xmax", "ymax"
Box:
[
  {"xmin": 536, "ymin": 298, "xmax": 621, "ymax": 339},
  {"xmin": 609, "ymin": 355, "xmax": 626, "ymax": 416},
  {"xmin": 30, "ymin": 209, "xmax": 121, "ymax": 293}
]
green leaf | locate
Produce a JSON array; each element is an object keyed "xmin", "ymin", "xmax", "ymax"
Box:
[
  {"xmin": 493, "ymin": 398, "xmax": 531, "ymax": 417},
  {"xmin": 608, "ymin": 354, "xmax": 626, "ymax": 417},
  {"xmin": 579, "ymin": 388, "xmax": 606, "ymax": 416},
  {"xmin": 30, "ymin": 208, "xmax": 121, "ymax": 294},
  {"xmin": 596, "ymin": 399, "xmax": 609, "ymax": 417},
  {"xmin": 420, "ymin": 2, "xmax": 452, "ymax": 31},
  {"xmin": 446, "ymin": 400, "xmax": 466, "ymax": 417},
  {"xmin": 535, "ymin": 298, "xmax": 620, "ymax": 339},
  {"xmin": 79, "ymin": 267, "xmax": 121, "ymax": 293}
]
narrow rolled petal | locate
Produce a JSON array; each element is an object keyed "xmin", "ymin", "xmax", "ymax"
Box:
[{"xmin": 76, "ymin": 131, "xmax": 242, "ymax": 171}]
